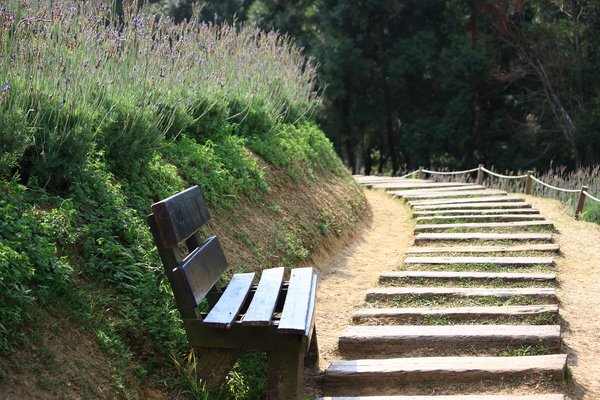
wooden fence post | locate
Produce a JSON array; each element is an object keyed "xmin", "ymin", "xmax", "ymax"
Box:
[
  {"xmin": 476, "ymin": 164, "xmax": 484, "ymax": 186},
  {"xmin": 418, "ymin": 166, "xmax": 425, "ymax": 180},
  {"xmin": 525, "ymin": 170, "xmax": 534, "ymax": 194},
  {"xmin": 575, "ymin": 185, "xmax": 588, "ymax": 219}
]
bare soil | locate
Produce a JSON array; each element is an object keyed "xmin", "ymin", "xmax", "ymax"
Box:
[
  {"xmin": 304, "ymin": 189, "xmax": 415, "ymax": 397},
  {"xmin": 0, "ymin": 309, "xmax": 122, "ymax": 400},
  {"xmin": 523, "ymin": 195, "xmax": 600, "ymax": 400}
]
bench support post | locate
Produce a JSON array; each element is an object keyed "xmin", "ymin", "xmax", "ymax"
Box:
[
  {"xmin": 194, "ymin": 347, "xmax": 242, "ymax": 390},
  {"xmin": 305, "ymin": 328, "xmax": 319, "ymax": 367},
  {"xmin": 267, "ymin": 350, "xmax": 305, "ymax": 399}
]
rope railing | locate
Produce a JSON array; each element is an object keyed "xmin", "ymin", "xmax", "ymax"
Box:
[
  {"xmin": 480, "ymin": 167, "xmax": 528, "ymax": 179},
  {"xmin": 529, "ymin": 176, "xmax": 581, "ymax": 193},
  {"xmin": 397, "ymin": 170, "xmax": 418, "ymax": 179},
  {"xmin": 422, "ymin": 167, "xmax": 479, "ymax": 175},
  {"xmin": 414, "ymin": 164, "xmax": 600, "ymax": 219},
  {"xmin": 584, "ymin": 190, "xmax": 600, "ymax": 203}
]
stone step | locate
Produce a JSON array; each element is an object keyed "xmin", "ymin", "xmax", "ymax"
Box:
[
  {"xmin": 379, "ymin": 271, "xmax": 556, "ymax": 284},
  {"xmin": 320, "ymin": 395, "xmax": 565, "ymax": 400},
  {"xmin": 400, "ymin": 190, "xmax": 507, "ymax": 201},
  {"xmin": 338, "ymin": 324, "xmax": 561, "ymax": 355},
  {"xmin": 414, "ymin": 202, "xmax": 532, "ymax": 210},
  {"xmin": 414, "ymin": 233, "xmax": 553, "ymax": 244},
  {"xmin": 413, "ymin": 208, "xmax": 540, "ymax": 216},
  {"xmin": 322, "ymin": 354, "xmax": 567, "ymax": 393},
  {"xmin": 389, "ymin": 185, "xmax": 485, "ymax": 196},
  {"xmin": 415, "ymin": 214, "xmax": 546, "ymax": 223},
  {"xmin": 352, "ymin": 304, "xmax": 559, "ymax": 323},
  {"xmin": 366, "ymin": 287, "xmax": 557, "ymax": 302},
  {"xmin": 414, "ymin": 220, "xmax": 554, "ymax": 233},
  {"xmin": 406, "ymin": 244, "xmax": 560, "ymax": 254},
  {"xmin": 409, "ymin": 196, "xmax": 523, "ymax": 207},
  {"xmin": 404, "ymin": 256, "xmax": 554, "ymax": 266}
]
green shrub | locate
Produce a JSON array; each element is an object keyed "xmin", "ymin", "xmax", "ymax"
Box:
[
  {"xmin": 0, "ymin": 105, "xmax": 31, "ymax": 178},
  {"xmin": 0, "ymin": 180, "xmax": 73, "ymax": 354}
]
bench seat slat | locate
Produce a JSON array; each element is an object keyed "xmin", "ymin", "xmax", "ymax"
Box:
[
  {"xmin": 279, "ymin": 267, "xmax": 316, "ymax": 334},
  {"xmin": 242, "ymin": 267, "xmax": 285, "ymax": 326},
  {"xmin": 304, "ymin": 274, "xmax": 318, "ymax": 337},
  {"xmin": 203, "ymin": 273, "xmax": 255, "ymax": 328}
]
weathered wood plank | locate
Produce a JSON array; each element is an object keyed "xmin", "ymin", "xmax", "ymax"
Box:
[
  {"xmin": 404, "ymin": 256, "xmax": 555, "ymax": 266},
  {"xmin": 171, "ymin": 235, "xmax": 229, "ymax": 309},
  {"xmin": 409, "ymin": 196, "xmax": 523, "ymax": 206},
  {"xmin": 320, "ymin": 394, "xmax": 565, "ymax": 400},
  {"xmin": 322, "ymin": 354, "xmax": 567, "ymax": 390},
  {"xmin": 203, "ymin": 273, "xmax": 255, "ymax": 328},
  {"xmin": 415, "ymin": 214, "xmax": 546, "ymax": 222},
  {"xmin": 279, "ymin": 267, "xmax": 315, "ymax": 334},
  {"xmin": 413, "ymin": 208, "xmax": 540, "ymax": 216},
  {"xmin": 401, "ymin": 189, "xmax": 507, "ymax": 200},
  {"xmin": 389, "ymin": 185, "xmax": 485, "ymax": 196},
  {"xmin": 375, "ymin": 182, "xmax": 476, "ymax": 190},
  {"xmin": 352, "ymin": 305, "xmax": 559, "ymax": 322},
  {"xmin": 338, "ymin": 324, "xmax": 561, "ymax": 354},
  {"xmin": 414, "ymin": 220, "xmax": 554, "ymax": 232},
  {"xmin": 414, "ymin": 202, "xmax": 532, "ymax": 210},
  {"xmin": 406, "ymin": 243, "xmax": 560, "ymax": 254},
  {"xmin": 242, "ymin": 267, "xmax": 285, "ymax": 326},
  {"xmin": 379, "ymin": 271, "xmax": 556, "ymax": 282},
  {"xmin": 365, "ymin": 287, "xmax": 557, "ymax": 301},
  {"xmin": 414, "ymin": 232, "xmax": 553, "ymax": 243},
  {"xmin": 150, "ymin": 185, "xmax": 211, "ymax": 247}
]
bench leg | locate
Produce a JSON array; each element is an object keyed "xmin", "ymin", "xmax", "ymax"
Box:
[
  {"xmin": 194, "ymin": 347, "xmax": 241, "ymax": 391},
  {"xmin": 305, "ymin": 327, "xmax": 319, "ymax": 368},
  {"xmin": 266, "ymin": 350, "xmax": 305, "ymax": 400}
]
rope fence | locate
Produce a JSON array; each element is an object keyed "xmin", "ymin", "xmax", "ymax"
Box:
[
  {"xmin": 480, "ymin": 167, "xmax": 528, "ymax": 179},
  {"xmin": 412, "ymin": 164, "xmax": 600, "ymax": 219},
  {"xmin": 422, "ymin": 168, "xmax": 479, "ymax": 175},
  {"xmin": 529, "ymin": 176, "xmax": 581, "ymax": 193}
]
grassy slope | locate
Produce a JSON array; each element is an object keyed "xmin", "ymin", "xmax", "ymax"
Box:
[
  {"xmin": 0, "ymin": 2, "xmax": 367, "ymax": 398},
  {"xmin": 0, "ymin": 159, "xmax": 366, "ymax": 400}
]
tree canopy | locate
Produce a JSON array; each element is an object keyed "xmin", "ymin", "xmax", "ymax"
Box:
[{"xmin": 148, "ymin": 0, "xmax": 600, "ymax": 173}]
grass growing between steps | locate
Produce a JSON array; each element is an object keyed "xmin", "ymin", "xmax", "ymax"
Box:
[
  {"xmin": 415, "ymin": 239, "xmax": 554, "ymax": 247},
  {"xmin": 353, "ymin": 312, "xmax": 560, "ymax": 326},
  {"xmin": 327, "ymin": 373, "xmax": 565, "ymax": 397},
  {"xmin": 366, "ymin": 294, "xmax": 555, "ymax": 308},
  {"xmin": 340, "ymin": 341, "xmax": 557, "ymax": 359},
  {"xmin": 401, "ymin": 263, "xmax": 556, "ymax": 273},
  {"xmin": 419, "ymin": 226, "xmax": 557, "ymax": 233},
  {"xmin": 380, "ymin": 277, "xmax": 556, "ymax": 288},
  {"xmin": 408, "ymin": 251, "xmax": 560, "ymax": 257}
]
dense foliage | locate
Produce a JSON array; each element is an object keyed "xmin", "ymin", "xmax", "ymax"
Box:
[
  {"xmin": 0, "ymin": 1, "xmax": 354, "ymax": 398},
  {"xmin": 151, "ymin": 0, "xmax": 600, "ymax": 174}
]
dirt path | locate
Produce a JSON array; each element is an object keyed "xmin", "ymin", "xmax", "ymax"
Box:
[
  {"xmin": 524, "ymin": 195, "xmax": 600, "ymax": 400},
  {"xmin": 305, "ymin": 190, "xmax": 414, "ymax": 396}
]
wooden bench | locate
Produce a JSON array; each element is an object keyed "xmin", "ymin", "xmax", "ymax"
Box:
[{"xmin": 146, "ymin": 186, "xmax": 318, "ymax": 399}]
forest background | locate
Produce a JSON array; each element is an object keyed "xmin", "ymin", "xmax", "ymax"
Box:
[{"xmin": 145, "ymin": 0, "xmax": 600, "ymax": 175}]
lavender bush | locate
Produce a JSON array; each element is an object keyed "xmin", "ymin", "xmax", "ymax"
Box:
[{"xmin": 0, "ymin": 0, "xmax": 320, "ymax": 187}]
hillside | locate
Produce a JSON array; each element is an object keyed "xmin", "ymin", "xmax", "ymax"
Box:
[{"xmin": 0, "ymin": 2, "xmax": 367, "ymax": 398}]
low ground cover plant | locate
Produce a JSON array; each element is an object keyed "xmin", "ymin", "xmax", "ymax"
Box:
[{"xmin": 0, "ymin": 1, "xmax": 358, "ymax": 398}]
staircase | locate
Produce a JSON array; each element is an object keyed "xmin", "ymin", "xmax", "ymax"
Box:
[{"xmin": 319, "ymin": 176, "xmax": 567, "ymax": 400}]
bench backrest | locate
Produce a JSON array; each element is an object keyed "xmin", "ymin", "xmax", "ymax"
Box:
[{"xmin": 147, "ymin": 186, "xmax": 228, "ymax": 318}]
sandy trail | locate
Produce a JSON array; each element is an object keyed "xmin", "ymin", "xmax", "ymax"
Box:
[
  {"xmin": 525, "ymin": 195, "xmax": 600, "ymax": 400},
  {"xmin": 303, "ymin": 190, "xmax": 414, "ymax": 397}
]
